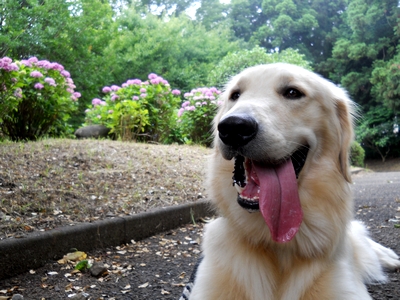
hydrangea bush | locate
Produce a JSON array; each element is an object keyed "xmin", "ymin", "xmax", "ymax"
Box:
[
  {"xmin": 85, "ymin": 74, "xmax": 181, "ymax": 142},
  {"xmin": 0, "ymin": 56, "xmax": 80, "ymax": 141},
  {"xmin": 178, "ymin": 87, "xmax": 222, "ymax": 145}
]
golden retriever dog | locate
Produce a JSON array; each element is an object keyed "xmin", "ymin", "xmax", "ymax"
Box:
[{"xmin": 188, "ymin": 64, "xmax": 400, "ymax": 299}]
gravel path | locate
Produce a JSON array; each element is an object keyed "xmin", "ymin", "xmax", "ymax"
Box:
[{"xmin": 0, "ymin": 171, "xmax": 399, "ymax": 299}]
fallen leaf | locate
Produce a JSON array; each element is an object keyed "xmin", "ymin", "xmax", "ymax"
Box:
[
  {"xmin": 75, "ymin": 260, "xmax": 91, "ymax": 271},
  {"xmin": 64, "ymin": 251, "xmax": 87, "ymax": 262},
  {"xmin": 138, "ymin": 282, "xmax": 149, "ymax": 288},
  {"xmin": 161, "ymin": 289, "xmax": 171, "ymax": 295},
  {"xmin": 172, "ymin": 283, "xmax": 185, "ymax": 287},
  {"xmin": 47, "ymin": 271, "xmax": 58, "ymax": 276}
]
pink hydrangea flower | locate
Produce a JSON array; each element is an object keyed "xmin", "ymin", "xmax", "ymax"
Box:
[
  {"xmin": 111, "ymin": 94, "xmax": 119, "ymax": 101},
  {"xmin": 34, "ymin": 83, "xmax": 44, "ymax": 89},
  {"xmin": 30, "ymin": 71, "xmax": 43, "ymax": 78},
  {"xmin": 60, "ymin": 70, "xmax": 70, "ymax": 78},
  {"xmin": 13, "ymin": 88, "xmax": 23, "ymax": 98},
  {"xmin": 140, "ymin": 93, "xmax": 147, "ymax": 98},
  {"xmin": 140, "ymin": 88, "xmax": 147, "ymax": 93},
  {"xmin": 1, "ymin": 57, "xmax": 12, "ymax": 64},
  {"xmin": 126, "ymin": 79, "xmax": 142, "ymax": 85},
  {"xmin": 20, "ymin": 60, "xmax": 32, "ymax": 67},
  {"xmin": 73, "ymin": 92, "xmax": 81, "ymax": 98},
  {"xmin": 177, "ymin": 108, "xmax": 185, "ymax": 117},
  {"xmin": 102, "ymin": 86, "xmax": 112, "ymax": 93},
  {"xmin": 44, "ymin": 77, "xmax": 56, "ymax": 87},
  {"xmin": 172, "ymin": 89, "xmax": 181, "ymax": 95},
  {"xmin": 28, "ymin": 57, "xmax": 38, "ymax": 64},
  {"xmin": 132, "ymin": 96, "xmax": 139, "ymax": 101},
  {"xmin": 92, "ymin": 98, "xmax": 103, "ymax": 106},
  {"xmin": 182, "ymin": 101, "xmax": 190, "ymax": 108},
  {"xmin": 148, "ymin": 73, "xmax": 158, "ymax": 80},
  {"xmin": 111, "ymin": 85, "xmax": 120, "ymax": 91},
  {"xmin": 51, "ymin": 63, "xmax": 64, "ymax": 71},
  {"xmin": 36, "ymin": 60, "xmax": 51, "ymax": 69}
]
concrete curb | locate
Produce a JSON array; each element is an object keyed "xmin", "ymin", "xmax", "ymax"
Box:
[{"xmin": 0, "ymin": 200, "xmax": 215, "ymax": 280}]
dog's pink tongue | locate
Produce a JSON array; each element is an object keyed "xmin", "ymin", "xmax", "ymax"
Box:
[{"xmin": 254, "ymin": 160, "xmax": 303, "ymax": 243}]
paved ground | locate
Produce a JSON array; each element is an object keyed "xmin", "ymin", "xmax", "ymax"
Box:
[{"xmin": 0, "ymin": 171, "xmax": 400, "ymax": 299}]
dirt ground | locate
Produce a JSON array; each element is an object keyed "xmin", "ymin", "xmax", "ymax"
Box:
[
  {"xmin": 0, "ymin": 139, "xmax": 211, "ymax": 240},
  {"xmin": 0, "ymin": 141, "xmax": 399, "ymax": 299}
]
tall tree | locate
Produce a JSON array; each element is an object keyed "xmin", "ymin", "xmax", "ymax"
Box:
[
  {"xmin": 104, "ymin": 9, "xmax": 240, "ymax": 91},
  {"xmin": 195, "ymin": 0, "xmax": 230, "ymax": 30},
  {"xmin": 327, "ymin": 0, "xmax": 399, "ymax": 109},
  {"xmin": 0, "ymin": 0, "xmax": 115, "ymax": 125},
  {"xmin": 250, "ymin": 0, "xmax": 346, "ymax": 74}
]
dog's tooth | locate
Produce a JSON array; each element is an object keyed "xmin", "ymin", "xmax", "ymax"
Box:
[{"xmin": 234, "ymin": 183, "xmax": 244, "ymax": 194}]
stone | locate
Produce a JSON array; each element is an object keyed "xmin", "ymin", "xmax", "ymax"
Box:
[
  {"xmin": 74, "ymin": 125, "xmax": 111, "ymax": 139},
  {"xmin": 90, "ymin": 262, "xmax": 108, "ymax": 277}
]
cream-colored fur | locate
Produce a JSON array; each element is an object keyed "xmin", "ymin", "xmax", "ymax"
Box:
[{"xmin": 189, "ymin": 64, "xmax": 400, "ymax": 300}]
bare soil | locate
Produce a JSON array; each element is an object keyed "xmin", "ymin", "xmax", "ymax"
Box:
[
  {"xmin": 0, "ymin": 139, "xmax": 211, "ymax": 240},
  {"xmin": 0, "ymin": 140, "xmax": 399, "ymax": 299}
]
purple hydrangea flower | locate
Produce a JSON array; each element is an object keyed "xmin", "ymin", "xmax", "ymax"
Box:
[
  {"xmin": 102, "ymin": 86, "xmax": 112, "ymax": 93},
  {"xmin": 51, "ymin": 63, "xmax": 64, "ymax": 71},
  {"xmin": 34, "ymin": 83, "xmax": 44, "ymax": 89},
  {"xmin": 20, "ymin": 60, "xmax": 32, "ymax": 67},
  {"xmin": 111, "ymin": 94, "xmax": 119, "ymax": 101},
  {"xmin": 148, "ymin": 73, "xmax": 158, "ymax": 80},
  {"xmin": 28, "ymin": 57, "xmax": 38, "ymax": 64},
  {"xmin": 172, "ymin": 89, "xmax": 181, "ymax": 95},
  {"xmin": 30, "ymin": 71, "xmax": 43, "ymax": 78},
  {"xmin": 177, "ymin": 108, "xmax": 185, "ymax": 117},
  {"xmin": 140, "ymin": 88, "xmax": 147, "ymax": 93},
  {"xmin": 73, "ymin": 92, "xmax": 81, "ymax": 98},
  {"xmin": 36, "ymin": 60, "xmax": 51, "ymax": 69},
  {"xmin": 126, "ymin": 79, "xmax": 142, "ymax": 85},
  {"xmin": 13, "ymin": 88, "xmax": 23, "ymax": 98},
  {"xmin": 92, "ymin": 98, "xmax": 103, "ymax": 106},
  {"xmin": 111, "ymin": 85, "xmax": 120, "ymax": 91},
  {"xmin": 132, "ymin": 96, "xmax": 139, "ymax": 101},
  {"xmin": 44, "ymin": 77, "xmax": 57, "ymax": 87},
  {"xmin": 60, "ymin": 70, "xmax": 70, "ymax": 78}
]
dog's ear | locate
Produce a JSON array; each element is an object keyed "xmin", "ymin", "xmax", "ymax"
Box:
[{"xmin": 335, "ymin": 97, "xmax": 354, "ymax": 183}]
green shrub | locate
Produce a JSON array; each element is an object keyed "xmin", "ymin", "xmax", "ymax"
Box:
[
  {"xmin": 207, "ymin": 46, "xmax": 312, "ymax": 87},
  {"xmin": 85, "ymin": 74, "xmax": 181, "ymax": 143},
  {"xmin": 177, "ymin": 87, "xmax": 222, "ymax": 146},
  {"xmin": 0, "ymin": 57, "xmax": 79, "ymax": 141},
  {"xmin": 350, "ymin": 141, "xmax": 365, "ymax": 167}
]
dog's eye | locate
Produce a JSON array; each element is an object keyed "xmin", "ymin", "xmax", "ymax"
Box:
[
  {"xmin": 230, "ymin": 91, "xmax": 241, "ymax": 101},
  {"xmin": 283, "ymin": 88, "xmax": 304, "ymax": 100}
]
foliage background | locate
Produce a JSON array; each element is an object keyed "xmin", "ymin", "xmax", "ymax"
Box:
[{"xmin": 1, "ymin": 0, "xmax": 399, "ymax": 158}]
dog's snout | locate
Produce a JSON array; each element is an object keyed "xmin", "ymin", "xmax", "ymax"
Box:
[{"xmin": 218, "ymin": 114, "xmax": 258, "ymax": 147}]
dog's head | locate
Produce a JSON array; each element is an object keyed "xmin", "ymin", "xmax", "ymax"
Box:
[{"xmin": 208, "ymin": 63, "xmax": 355, "ymax": 246}]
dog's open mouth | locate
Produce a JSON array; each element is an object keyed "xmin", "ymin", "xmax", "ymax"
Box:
[{"xmin": 232, "ymin": 146, "xmax": 309, "ymax": 243}]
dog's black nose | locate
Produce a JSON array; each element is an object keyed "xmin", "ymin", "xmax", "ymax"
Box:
[{"xmin": 218, "ymin": 114, "xmax": 258, "ymax": 147}]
